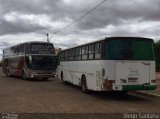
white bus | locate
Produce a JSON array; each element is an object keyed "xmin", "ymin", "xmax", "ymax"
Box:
[
  {"xmin": 57, "ymin": 37, "xmax": 157, "ymax": 92},
  {"xmin": 3, "ymin": 41, "xmax": 57, "ymax": 80}
]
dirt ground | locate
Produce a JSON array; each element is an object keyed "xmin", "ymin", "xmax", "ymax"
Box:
[{"xmin": 0, "ymin": 71, "xmax": 160, "ymax": 113}]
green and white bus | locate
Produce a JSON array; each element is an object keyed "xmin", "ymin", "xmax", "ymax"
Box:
[{"xmin": 57, "ymin": 37, "xmax": 157, "ymax": 92}]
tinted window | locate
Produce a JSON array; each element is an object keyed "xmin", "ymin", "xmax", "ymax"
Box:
[
  {"xmin": 30, "ymin": 55, "xmax": 54, "ymax": 70},
  {"xmin": 30, "ymin": 43, "xmax": 54, "ymax": 54},
  {"xmin": 75, "ymin": 47, "xmax": 81, "ymax": 60},
  {"xmin": 105, "ymin": 39, "xmax": 155, "ymax": 60},
  {"xmin": 95, "ymin": 42, "xmax": 101, "ymax": 59},
  {"xmin": 69, "ymin": 49, "xmax": 74, "ymax": 61},
  {"xmin": 25, "ymin": 43, "xmax": 30, "ymax": 54},
  {"xmin": 89, "ymin": 44, "xmax": 94, "ymax": 59},
  {"xmin": 82, "ymin": 45, "xmax": 88, "ymax": 60},
  {"xmin": 18, "ymin": 44, "xmax": 24, "ymax": 55}
]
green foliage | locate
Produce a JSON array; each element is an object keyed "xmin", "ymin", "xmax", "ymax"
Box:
[{"xmin": 154, "ymin": 40, "xmax": 160, "ymax": 72}]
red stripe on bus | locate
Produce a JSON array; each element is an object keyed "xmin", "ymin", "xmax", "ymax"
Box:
[{"xmin": 15, "ymin": 56, "xmax": 24, "ymax": 77}]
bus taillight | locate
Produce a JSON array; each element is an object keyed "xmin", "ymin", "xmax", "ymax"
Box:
[
  {"xmin": 103, "ymin": 80, "xmax": 115, "ymax": 89},
  {"xmin": 108, "ymin": 80, "xmax": 115, "ymax": 83},
  {"xmin": 151, "ymin": 79, "xmax": 156, "ymax": 83}
]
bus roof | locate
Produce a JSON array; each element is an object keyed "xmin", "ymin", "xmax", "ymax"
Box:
[
  {"xmin": 3, "ymin": 41, "xmax": 53, "ymax": 50},
  {"xmin": 60, "ymin": 36, "xmax": 153, "ymax": 52},
  {"xmin": 107, "ymin": 36, "xmax": 153, "ymax": 41}
]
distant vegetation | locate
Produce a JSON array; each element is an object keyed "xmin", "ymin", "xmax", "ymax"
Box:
[{"xmin": 154, "ymin": 40, "xmax": 160, "ymax": 72}]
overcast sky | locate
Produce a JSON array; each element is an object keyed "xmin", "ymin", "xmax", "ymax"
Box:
[{"xmin": 0, "ymin": 0, "xmax": 160, "ymax": 57}]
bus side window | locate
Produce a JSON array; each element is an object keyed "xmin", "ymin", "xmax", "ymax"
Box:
[
  {"xmin": 78, "ymin": 47, "xmax": 81, "ymax": 60},
  {"xmin": 82, "ymin": 46, "xmax": 87, "ymax": 60},
  {"xmin": 11, "ymin": 47, "xmax": 17, "ymax": 56},
  {"xmin": 69, "ymin": 50, "xmax": 72, "ymax": 61},
  {"xmin": 25, "ymin": 43, "xmax": 30, "ymax": 54},
  {"xmin": 6, "ymin": 49, "xmax": 10, "ymax": 57},
  {"xmin": 61, "ymin": 52, "xmax": 65, "ymax": 61},
  {"xmin": 64, "ymin": 51, "xmax": 69, "ymax": 61},
  {"xmin": 95, "ymin": 42, "xmax": 101, "ymax": 59},
  {"xmin": 60, "ymin": 52, "xmax": 62, "ymax": 61},
  {"xmin": 17, "ymin": 44, "xmax": 24, "ymax": 55},
  {"xmin": 59, "ymin": 53, "xmax": 61, "ymax": 61},
  {"xmin": 69, "ymin": 49, "xmax": 74, "ymax": 61},
  {"xmin": 89, "ymin": 44, "xmax": 94, "ymax": 60},
  {"xmin": 20, "ymin": 44, "xmax": 24, "ymax": 55},
  {"xmin": 75, "ymin": 47, "xmax": 81, "ymax": 60}
]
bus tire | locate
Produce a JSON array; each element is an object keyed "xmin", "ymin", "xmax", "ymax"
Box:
[
  {"xmin": 81, "ymin": 75, "xmax": 89, "ymax": 93},
  {"xmin": 61, "ymin": 71, "xmax": 64, "ymax": 83},
  {"xmin": 120, "ymin": 91, "xmax": 128, "ymax": 95},
  {"xmin": 22, "ymin": 70, "xmax": 27, "ymax": 80}
]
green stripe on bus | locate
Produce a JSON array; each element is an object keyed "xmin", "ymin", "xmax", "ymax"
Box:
[{"xmin": 122, "ymin": 85, "xmax": 157, "ymax": 91}]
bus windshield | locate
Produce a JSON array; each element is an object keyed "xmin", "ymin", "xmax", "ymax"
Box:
[
  {"xmin": 105, "ymin": 38, "xmax": 155, "ymax": 60},
  {"xmin": 30, "ymin": 55, "xmax": 54, "ymax": 70},
  {"xmin": 30, "ymin": 43, "xmax": 54, "ymax": 54}
]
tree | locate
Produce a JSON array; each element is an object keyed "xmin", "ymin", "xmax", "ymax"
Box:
[{"xmin": 154, "ymin": 40, "xmax": 160, "ymax": 72}]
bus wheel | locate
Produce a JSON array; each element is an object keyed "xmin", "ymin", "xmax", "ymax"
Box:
[
  {"xmin": 81, "ymin": 76, "xmax": 89, "ymax": 93},
  {"xmin": 61, "ymin": 72, "xmax": 64, "ymax": 83},
  {"xmin": 22, "ymin": 71, "xmax": 27, "ymax": 80},
  {"xmin": 120, "ymin": 91, "xmax": 128, "ymax": 95}
]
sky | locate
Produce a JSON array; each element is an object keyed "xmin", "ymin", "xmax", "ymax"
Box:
[{"xmin": 0, "ymin": 0, "xmax": 160, "ymax": 58}]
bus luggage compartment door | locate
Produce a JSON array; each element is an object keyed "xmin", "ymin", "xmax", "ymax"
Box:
[{"xmin": 115, "ymin": 61, "xmax": 150, "ymax": 87}]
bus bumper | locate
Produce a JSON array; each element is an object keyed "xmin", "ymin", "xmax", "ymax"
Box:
[
  {"xmin": 103, "ymin": 81, "xmax": 157, "ymax": 91},
  {"xmin": 122, "ymin": 85, "xmax": 157, "ymax": 91},
  {"xmin": 30, "ymin": 74, "xmax": 55, "ymax": 79},
  {"xmin": 29, "ymin": 72, "xmax": 56, "ymax": 79}
]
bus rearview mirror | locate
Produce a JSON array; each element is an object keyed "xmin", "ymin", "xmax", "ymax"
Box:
[{"xmin": 29, "ymin": 56, "xmax": 32, "ymax": 64}]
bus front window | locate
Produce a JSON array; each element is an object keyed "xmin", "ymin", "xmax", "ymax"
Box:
[
  {"xmin": 105, "ymin": 38, "xmax": 155, "ymax": 60},
  {"xmin": 30, "ymin": 55, "xmax": 54, "ymax": 70}
]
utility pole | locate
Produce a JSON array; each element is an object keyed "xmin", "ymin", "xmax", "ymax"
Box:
[{"xmin": 47, "ymin": 33, "xmax": 49, "ymax": 42}]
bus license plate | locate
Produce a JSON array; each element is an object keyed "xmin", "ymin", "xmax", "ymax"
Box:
[{"xmin": 128, "ymin": 78, "xmax": 138, "ymax": 83}]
